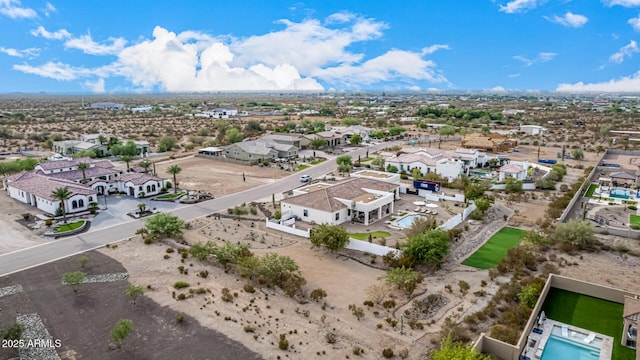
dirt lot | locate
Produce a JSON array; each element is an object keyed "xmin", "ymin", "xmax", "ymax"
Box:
[
  {"xmin": 155, "ymin": 156, "xmax": 290, "ymax": 196},
  {"xmin": 0, "ymin": 251, "xmax": 261, "ymax": 360}
]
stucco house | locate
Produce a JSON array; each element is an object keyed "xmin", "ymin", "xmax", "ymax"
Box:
[
  {"xmin": 225, "ymin": 141, "xmax": 279, "ymax": 164},
  {"xmin": 260, "ymin": 134, "xmax": 310, "ymax": 150},
  {"xmin": 519, "ymin": 124, "xmax": 548, "ymax": 136},
  {"xmin": 304, "ymin": 131, "xmax": 346, "ymax": 148},
  {"xmin": 280, "ymin": 178, "xmax": 398, "ymax": 226},
  {"xmin": 53, "ymin": 133, "xmax": 150, "ymax": 157},
  {"xmin": 497, "ymin": 161, "xmax": 529, "ymax": 182},
  {"xmin": 4, "ymin": 158, "xmax": 168, "ymax": 216}
]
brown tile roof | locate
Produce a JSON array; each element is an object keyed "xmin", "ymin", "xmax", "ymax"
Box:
[
  {"xmin": 284, "ymin": 178, "xmax": 396, "ymax": 212},
  {"xmin": 119, "ymin": 173, "xmax": 164, "ymax": 185},
  {"xmin": 9, "ymin": 172, "xmax": 96, "ymax": 200},
  {"xmin": 499, "ymin": 163, "xmax": 525, "ymax": 173},
  {"xmin": 36, "ymin": 157, "xmax": 93, "ymax": 171}
]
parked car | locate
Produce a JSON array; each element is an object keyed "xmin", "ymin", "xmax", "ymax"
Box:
[{"xmin": 300, "ymin": 175, "xmax": 312, "ymax": 182}]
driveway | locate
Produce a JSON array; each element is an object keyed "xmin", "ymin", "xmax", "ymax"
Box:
[{"xmin": 90, "ymin": 194, "xmax": 186, "ymax": 230}]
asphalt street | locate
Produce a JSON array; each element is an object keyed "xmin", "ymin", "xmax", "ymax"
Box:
[{"xmin": 0, "ymin": 143, "xmax": 392, "ymax": 276}]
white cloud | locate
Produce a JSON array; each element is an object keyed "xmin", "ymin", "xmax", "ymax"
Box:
[
  {"xmin": 557, "ymin": 71, "xmax": 640, "ymax": 92},
  {"xmin": 629, "ymin": 14, "xmax": 640, "ymax": 31},
  {"xmin": 489, "ymin": 86, "xmax": 508, "ymax": 92},
  {"xmin": 609, "ymin": 40, "xmax": 639, "ymax": 63},
  {"xmin": 325, "ymin": 12, "xmax": 354, "ymax": 24},
  {"xmin": 83, "ymin": 78, "xmax": 105, "ymax": 93},
  {"xmin": 509, "ymin": 73, "xmax": 521, "ymax": 78},
  {"xmin": 603, "ymin": 0, "xmax": 640, "ymax": 7},
  {"xmin": 408, "ymin": 85, "xmax": 421, "ymax": 91},
  {"xmin": 545, "ymin": 12, "xmax": 589, "ymax": 28},
  {"xmin": 310, "ymin": 49, "xmax": 447, "ymax": 87},
  {"xmin": 514, "ymin": 52, "xmax": 556, "ymax": 66},
  {"xmin": 15, "ymin": 14, "xmax": 449, "ymax": 91},
  {"xmin": 12, "ymin": 62, "xmax": 93, "ymax": 81},
  {"xmin": 421, "ymin": 44, "xmax": 450, "ymax": 55},
  {"xmin": 0, "ymin": 46, "xmax": 39, "ymax": 58},
  {"xmin": 537, "ymin": 52, "xmax": 557, "ymax": 62},
  {"xmin": 499, "ymin": 0, "xmax": 540, "ymax": 13},
  {"xmin": 0, "ymin": 0, "xmax": 36, "ymax": 19},
  {"xmin": 31, "ymin": 26, "xmax": 70, "ymax": 40},
  {"xmin": 43, "ymin": 1, "xmax": 55, "ymax": 16},
  {"xmin": 64, "ymin": 34, "xmax": 127, "ymax": 55}
]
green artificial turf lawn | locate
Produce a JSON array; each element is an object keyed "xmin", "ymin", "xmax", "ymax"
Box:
[
  {"xmin": 349, "ymin": 231, "xmax": 391, "ymax": 240},
  {"xmin": 461, "ymin": 227, "xmax": 525, "ymax": 269},
  {"xmin": 56, "ymin": 221, "xmax": 85, "ymax": 233},
  {"xmin": 585, "ymin": 183, "xmax": 599, "ymax": 198},
  {"xmin": 630, "ymin": 214, "xmax": 640, "ymax": 226},
  {"xmin": 542, "ymin": 288, "xmax": 635, "ymax": 360}
]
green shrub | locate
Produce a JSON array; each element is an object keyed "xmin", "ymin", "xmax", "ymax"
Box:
[
  {"xmin": 177, "ymin": 293, "xmax": 187, "ymax": 300},
  {"xmin": 176, "ymin": 313, "xmax": 184, "ymax": 323},
  {"xmin": 278, "ymin": 334, "xmax": 289, "ymax": 350},
  {"xmin": 382, "ymin": 348, "xmax": 394, "ymax": 358},
  {"xmin": 144, "ymin": 238, "xmax": 153, "ymax": 245},
  {"xmin": 174, "ymin": 281, "xmax": 190, "ymax": 289},
  {"xmin": 243, "ymin": 284, "xmax": 256, "ymax": 293},
  {"xmin": 629, "ymin": 205, "xmax": 638, "ymax": 211}
]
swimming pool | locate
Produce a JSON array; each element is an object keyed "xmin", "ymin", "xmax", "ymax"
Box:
[
  {"xmin": 610, "ymin": 189, "xmax": 631, "ymax": 199},
  {"xmin": 540, "ymin": 335, "xmax": 600, "ymax": 360},
  {"xmin": 396, "ymin": 214, "xmax": 426, "ymax": 228}
]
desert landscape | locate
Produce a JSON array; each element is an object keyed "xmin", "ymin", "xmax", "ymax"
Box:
[{"xmin": 1, "ymin": 94, "xmax": 640, "ymax": 360}]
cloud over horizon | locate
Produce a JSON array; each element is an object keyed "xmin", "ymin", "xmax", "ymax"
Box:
[{"xmin": 14, "ymin": 15, "xmax": 449, "ymax": 92}]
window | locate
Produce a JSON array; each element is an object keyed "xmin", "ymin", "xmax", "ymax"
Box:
[
  {"xmin": 78, "ymin": 199, "xmax": 84, "ymax": 208},
  {"xmin": 335, "ymin": 213, "xmax": 340, "ymax": 221},
  {"xmin": 347, "ymin": 209, "xmax": 351, "ymax": 216},
  {"xmin": 139, "ymin": 186, "xmax": 143, "ymax": 191},
  {"xmin": 72, "ymin": 200, "xmax": 78, "ymax": 209},
  {"xmin": 303, "ymin": 209, "xmax": 308, "ymax": 217},
  {"xmin": 88, "ymin": 196, "xmax": 93, "ymax": 202}
]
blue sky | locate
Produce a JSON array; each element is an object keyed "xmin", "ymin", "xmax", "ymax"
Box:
[{"xmin": 1, "ymin": 0, "xmax": 640, "ymax": 93}]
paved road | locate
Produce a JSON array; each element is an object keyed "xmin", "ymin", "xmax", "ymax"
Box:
[{"xmin": 0, "ymin": 144, "xmax": 393, "ymax": 276}]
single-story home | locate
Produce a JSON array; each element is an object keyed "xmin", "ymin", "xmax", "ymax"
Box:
[
  {"xmin": 281, "ymin": 178, "xmax": 398, "ymax": 226},
  {"xmin": 520, "ymin": 125, "xmax": 548, "ymax": 136}
]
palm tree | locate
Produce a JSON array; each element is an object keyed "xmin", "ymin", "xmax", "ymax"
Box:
[
  {"xmin": 97, "ymin": 134, "xmax": 107, "ymax": 145},
  {"xmin": 167, "ymin": 165, "xmax": 182, "ymax": 194},
  {"xmin": 121, "ymin": 155, "xmax": 133, "ymax": 170},
  {"xmin": 77, "ymin": 162, "xmax": 89, "ymax": 183},
  {"xmin": 51, "ymin": 187, "xmax": 72, "ymax": 223},
  {"xmin": 139, "ymin": 160, "xmax": 152, "ymax": 174}
]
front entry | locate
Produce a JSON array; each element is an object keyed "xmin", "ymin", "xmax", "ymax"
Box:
[{"xmin": 129, "ymin": 187, "xmax": 134, "ymax": 196}]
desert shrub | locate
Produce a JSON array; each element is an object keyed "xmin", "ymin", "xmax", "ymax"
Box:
[
  {"xmin": 144, "ymin": 238, "xmax": 153, "ymax": 245},
  {"xmin": 177, "ymin": 293, "xmax": 187, "ymax": 300},
  {"xmin": 310, "ymin": 288, "xmax": 327, "ymax": 302},
  {"xmin": 353, "ymin": 346, "xmax": 364, "ymax": 355},
  {"xmin": 166, "ymin": 247, "xmax": 175, "ymax": 253},
  {"xmin": 173, "ymin": 281, "xmax": 190, "ymax": 289},
  {"xmin": 198, "ymin": 270, "xmax": 209, "ymax": 278},
  {"xmin": 244, "ymin": 325, "xmax": 255, "ymax": 333},
  {"xmin": 221, "ymin": 288, "xmax": 233, "ymax": 302},
  {"xmin": 278, "ymin": 334, "xmax": 289, "ymax": 350},
  {"xmin": 398, "ymin": 348, "xmax": 409, "ymax": 359},
  {"xmin": 629, "ymin": 205, "xmax": 638, "ymax": 211},
  {"xmin": 243, "ymin": 284, "xmax": 256, "ymax": 293},
  {"xmin": 383, "ymin": 300, "xmax": 396, "ymax": 310},
  {"xmin": 176, "ymin": 313, "xmax": 184, "ymax": 323},
  {"xmin": 458, "ymin": 280, "xmax": 470, "ymax": 295},
  {"xmin": 382, "ymin": 348, "xmax": 394, "ymax": 358},
  {"xmin": 325, "ymin": 332, "xmax": 337, "ymax": 344}
]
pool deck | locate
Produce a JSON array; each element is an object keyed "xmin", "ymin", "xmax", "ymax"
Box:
[{"xmin": 521, "ymin": 318, "xmax": 613, "ymax": 360}]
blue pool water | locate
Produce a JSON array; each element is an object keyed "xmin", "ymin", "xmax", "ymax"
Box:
[
  {"xmin": 396, "ymin": 214, "xmax": 426, "ymax": 228},
  {"xmin": 540, "ymin": 335, "xmax": 600, "ymax": 360},
  {"xmin": 610, "ymin": 189, "xmax": 631, "ymax": 199}
]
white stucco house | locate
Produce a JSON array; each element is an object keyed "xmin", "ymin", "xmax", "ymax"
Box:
[
  {"xmin": 280, "ymin": 178, "xmax": 399, "ymax": 226},
  {"xmin": 4, "ymin": 158, "xmax": 168, "ymax": 216},
  {"xmin": 497, "ymin": 161, "xmax": 530, "ymax": 182},
  {"xmin": 384, "ymin": 147, "xmax": 492, "ymax": 181},
  {"xmin": 519, "ymin": 125, "xmax": 547, "ymax": 136}
]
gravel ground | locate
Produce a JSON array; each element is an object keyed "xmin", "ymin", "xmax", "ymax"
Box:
[
  {"xmin": 0, "ymin": 284, "xmax": 22, "ymax": 299},
  {"xmin": 16, "ymin": 313, "xmax": 61, "ymax": 360}
]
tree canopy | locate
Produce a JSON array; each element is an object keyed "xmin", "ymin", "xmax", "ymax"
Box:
[
  {"xmin": 310, "ymin": 223, "xmax": 350, "ymax": 253},
  {"xmin": 144, "ymin": 213, "xmax": 186, "ymax": 239},
  {"xmin": 403, "ymin": 229, "xmax": 450, "ymax": 267},
  {"xmin": 550, "ymin": 220, "xmax": 595, "ymax": 249},
  {"xmin": 429, "ymin": 334, "xmax": 492, "ymax": 360}
]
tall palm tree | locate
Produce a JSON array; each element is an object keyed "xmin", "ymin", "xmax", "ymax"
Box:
[
  {"xmin": 77, "ymin": 162, "xmax": 89, "ymax": 183},
  {"xmin": 139, "ymin": 160, "xmax": 152, "ymax": 174},
  {"xmin": 51, "ymin": 187, "xmax": 72, "ymax": 223},
  {"xmin": 120, "ymin": 155, "xmax": 133, "ymax": 170},
  {"xmin": 167, "ymin": 165, "xmax": 182, "ymax": 194}
]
